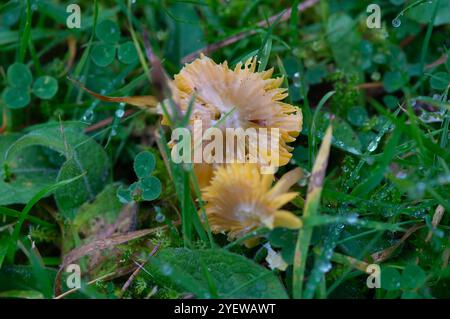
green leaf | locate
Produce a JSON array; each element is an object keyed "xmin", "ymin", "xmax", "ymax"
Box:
[
  {"xmin": 5, "ymin": 122, "xmax": 111, "ymax": 219},
  {"xmin": 32, "ymin": 76, "xmax": 58, "ymax": 99},
  {"xmin": 406, "ymin": 0, "xmax": 450, "ymax": 26},
  {"xmin": 7, "ymin": 62, "xmax": 32, "ymax": 88},
  {"xmin": 326, "ymin": 13, "xmax": 361, "ymax": 72},
  {"xmin": 140, "ymin": 176, "xmax": 162, "ymax": 201},
  {"xmin": 429, "ymin": 72, "xmax": 450, "ymax": 90},
  {"xmin": 117, "ymin": 41, "xmax": 138, "ymax": 64},
  {"xmin": 401, "ymin": 264, "xmax": 427, "ymax": 290},
  {"xmin": 268, "ymin": 228, "xmax": 297, "ymax": 264},
  {"xmin": 0, "ymin": 265, "xmax": 56, "ymax": 297},
  {"xmin": 381, "ymin": 267, "xmax": 401, "ymax": 291},
  {"xmin": 5, "ymin": 173, "xmax": 84, "ymax": 264},
  {"xmin": 145, "ymin": 248, "xmax": 288, "ymax": 298},
  {"xmin": 74, "ymin": 183, "xmax": 123, "ymax": 235},
  {"xmin": 383, "ymin": 95, "xmax": 399, "ymax": 109},
  {"xmin": 316, "ymin": 113, "xmax": 361, "ymax": 155},
  {"xmin": 347, "ymin": 106, "xmax": 368, "ymax": 127},
  {"xmin": 95, "ymin": 19, "xmax": 120, "ymax": 43},
  {"xmin": 383, "ymin": 71, "xmax": 408, "ymax": 93},
  {"xmin": 133, "ymin": 151, "xmax": 156, "ymax": 178},
  {"xmin": 2, "ymin": 86, "xmax": 30, "ymax": 108},
  {"xmin": 164, "ymin": 3, "xmax": 205, "ymax": 64},
  {"xmin": 91, "ymin": 43, "xmax": 116, "ymax": 67},
  {"xmin": 0, "ymin": 134, "xmax": 58, "ymax": 205},
  {"xmin": 116, "ymin": 184, "xmax": 133, "ymax": 204}
]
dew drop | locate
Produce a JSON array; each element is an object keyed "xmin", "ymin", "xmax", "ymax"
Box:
[
  {"xmin": 115, "ymin": 109, "xmax": 125, "ymax": 118},
  {"xmin": 82, "ymin": 110, "xmax": 94, "ymax": 122},
  {"xmin": 155, "ymin": 212, "xmax": 165, "ymax": 223},
  {"xmin": 318, "ymin": 261, "xmax": 332, "ymax": 273},
  {"xmin": 367, "ymin": 136, "xmax": 381, "ymax": 152},
  {"xmin": 161, "ymin": 264, "xmax": 173, "ymax": 275},
  {"xmin": 293, "ymin": 72, "xmax": 301, "ymax": 88},
  {"xmin": 392, "ymin": 18, "xmax": 401, "ymax": 28},
  {"xmin": 346, "ymin": 213, "xmax": 359, "ymax": 225}
]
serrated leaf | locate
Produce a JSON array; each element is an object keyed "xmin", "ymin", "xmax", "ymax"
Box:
[
  {"xmin": 32, "ymin": 76, "xmax": 58, "ymax": 99},
  {"xmin": 145, "ymin": 248, "xmax": 288, "ymax": 298}
]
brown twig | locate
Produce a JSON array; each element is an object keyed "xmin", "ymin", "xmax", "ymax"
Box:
[
  {"xmin": 119, "ymin": 244, "xmax": 160, "ymax": 298},
  {"xmin": 425, "ymin": 204, "xmax": 445, "ymax": 242},
  {"xmin": 425, "ymin": 54, "xmax": 448, "ymax": 70},
  {"xmin": 356, "ymin": 82, "xmax": 383, "ymax": 90},
  {"xmin": 371, "ymin": 224, "xmax": 424, "ymax": 263},
  {"xmin": 181, "ymin": 0, "xmax": 320, "ymax": 63}
]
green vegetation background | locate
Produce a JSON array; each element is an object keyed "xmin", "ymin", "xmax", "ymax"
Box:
[{"xmin": 0, "ymin": 0, "xmax": 449, "ymax": 299}]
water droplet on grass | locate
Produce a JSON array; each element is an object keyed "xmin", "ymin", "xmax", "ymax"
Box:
[
  {"xmin": 346, "ymin": 213, "xmax": 359, "ymax": 224},
  {"xmin": 82, "ymin": 110, "xmax": 94, "ymax": 122},
  {"xmin": 155, "ymin": 213, "xmax": 165, "ymax": 223},
  {"xmin": 392, "ymin": 18, "xmax": 401, "ymax": 27},
  {"xmin": 318, "ymin": 261, "xmax": 332, "ymax": 273},
  {"xmin": 161, "ymin": 264, "xmax": 173, "ymax": 275},
  {"xmin": 293, "ymin": 72, "xmax": 301, "ymax": 88},
  {"xmin": 115, "ymin": 109, "xmax": 125, "ymax": 118}
]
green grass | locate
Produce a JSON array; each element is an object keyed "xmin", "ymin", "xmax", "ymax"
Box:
[{"xmin": 0, "ymin": 0, "xmax": 449, "ymax": 299}]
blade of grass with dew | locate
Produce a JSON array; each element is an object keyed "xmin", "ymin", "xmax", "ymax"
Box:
[
  {"xmin": 351, "ymin": 128, "xmax": 401, "ymax": 197},
  {"xmin": 256, "ymin": 9, "xmax": 285, "ymax": 72},
  {"xmin": 310, "ymin": 91, "xmax": 335, "ymax": 164},
  {"xmin": 303, "ymin": 221, "xmax": 343, "ymax": 299},
  {"xmin": 293, "ymin": 124, "xmax": 332, "ymax": 299},
  {"xmin": 372, "ymin": 100, "xmax": 450, "ymax": 164}
]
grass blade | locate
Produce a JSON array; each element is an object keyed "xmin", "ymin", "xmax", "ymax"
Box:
[{"xmin": 292, "ymin": 124, "xmax": 332, "ymax": 299}]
